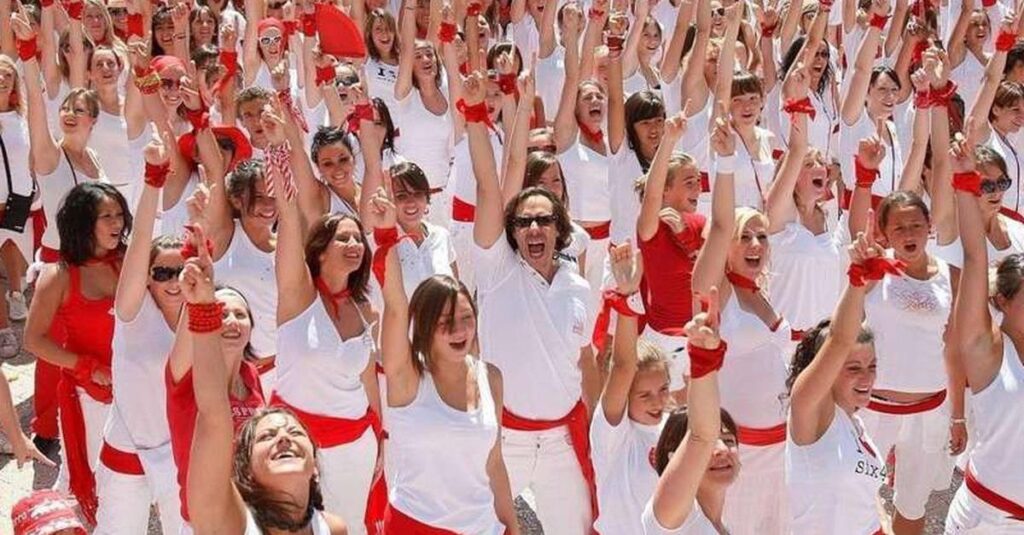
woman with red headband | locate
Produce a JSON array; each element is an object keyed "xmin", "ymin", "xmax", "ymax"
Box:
[
  {"xmin": 785, "ymin": 218, "xmax": 889, "ymax": 534},
  {"xmin": 691, "ymin": 106, "xmax": 791, "ymax": 533},
  {"xmin": 268, "ymin": 109, "xmax": 382, "ymax": 534},
  {"xmin": 92, "ymin": 140, "xmax": 186, "ymax": 533},
  {"xmin": 24, "ymin": 182, "xmax": 131, "ymax": 526},
  {"xmin": 243, "ymin": 0, "xmax": 299, "ymax": 91}
]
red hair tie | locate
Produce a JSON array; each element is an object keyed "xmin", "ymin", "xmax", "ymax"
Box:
[
  {"xmin": 497, "ymin": 73, "xmax": 517, "ymax": 96},
  {"xmin": 848, "ymin": 257, "xmax": 906, "ymax": 287},
  {"xmin": 997, "ymin": 31, "xmax": 1017, "ymax": 52},
  {"xmin": 144, "ymin": 162, "xmax": 170, "ymax": 188},
  {"xmin": 466, "ymin": 1, "xmax": 482, "ymax": 16},
  {"xmin": 854, "ymin": 155, "xmax": 880, "ymax": 188},
  {"xmin": 591, "ymin": 291, "xmax": 640, "ymax": 354},
  {"xmin": 346, "ymin": 102, "xmax": 375, "ymax": 133},
  {"xmin": 782, "ymin": 97, "xmax": 816, "ymax": 120},
  {"xmin": 952, "ymin": 171, "xmax": 982, "ymax": 196},
  {"xmin": 869, "ymin": 13, "xmax": 888, "ymax": 30},
  {"xmin": 438, "ymin": 21, "xmax": 457, "ymax": 44},
  {"xmin": 689, "ymin": 341, "xmax": 727, "ymax": 379},
  {"xmin": 456, "ymin": 98, "xmax": 494, "ymax": 129},
  {"xmin": 187, "ymin": 302, "xmax": 225, "ymax": 333},
  {"xmin": 16, "ymin": 38, "xmax": 37, "ymax": 62},
  {"xmin": 316, "ymin": 64, "xmax": 336, "ymax": 86},
  {"xmin": 180, "ymin": 225, "xmax": 215, "ymax": 259}
]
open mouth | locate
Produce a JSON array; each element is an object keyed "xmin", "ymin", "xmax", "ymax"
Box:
[
  {"xmin": 903, "ymin": 242, "xmax": 918, "ymax": 253},
  {"xmin": 526, "ymin": 240, "xmax": 545, "ymax": 258},
  {"xmin": 853, "ymin": 386, "xmax": 870, "ymax": 395},
  {"xmin": 708, "ymin": 459, "xmax": 734, "ymax": 471},
  {"xmin": 222, "ymin": 329, "xmax": 242, "ymax": 340},
  {"xmin": 588, "ymin": 108, "xmax": 601, "ymax": 119},
  {"xmin": 449, "ymin": 339, "xmax": 468, "ymax": 351},
  {"xmin": 271, "ymin": 448, "xmax": 302, "ymax": 461},
  {"xmin": 402, "ymin": 206, "xmax": 420, "ymax": 217},
  {"xmin": 164, "ymin": 287, "xmax": 182, "ymax": 296},
  {"xmin": 744, "ymin": 254, "xmax": 761, "ymax": 269},
  {"xmin": 342, "ymin": 250, "xmax": 362, "ymax": 260},
  {"xmin": 811, "ymin": 178, "xmax": 825, "ymax": 188},
  {"xmin": 646, "ymin": 409, "xmax": 662, "ymax": 420}
]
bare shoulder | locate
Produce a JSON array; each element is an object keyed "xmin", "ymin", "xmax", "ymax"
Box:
[
  {"xmin": 484, "ymin": 362, "xmax": 503, "ymax": 394},
  {"xmin": 325, "ymin": 511, "xmax": 349, "ymax": 535}
]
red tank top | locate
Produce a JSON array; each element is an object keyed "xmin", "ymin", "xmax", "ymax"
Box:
[
  {"xmin": 638, "ymin": 215, "xmax": 707, "ymax": 333},
  {"xmin": 57, "ymin": 265, "xmax": 116, "ymax": 398},
  {"xmin": 166, "ymin": 359, "xmax": 265, "ymax": 521}
]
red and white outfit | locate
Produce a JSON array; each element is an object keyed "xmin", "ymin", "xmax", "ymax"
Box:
[
  {"xmin": 449, "ymin": 132, "xmax": 502, "ymax": 292},
  {"xmin": 272, "ymin": 297, "xmax": 378, "ymax": 535},
  {"xmin": 944, "ymin": 341, "xmax": 1024, "ymax": 533},
  {"xmin": 769, "ymin": 85, "xmax": 838, "ymax": 160},
  {"xmin": 769, "ymin": 220, "xmax": 846, "ymax": 336},
  {"xmin": 96, "ymin": 294, "xmax": 183, "ymax": 534},
  {"xmin": 474, "ymin": 238, "xmax": 596, "ymax": 534},
  {"xmin": 370, "ymin": 222, "xmax": 456, "ymax": 300},
  {"xmin": 383, "ymin": 357, "xmax": 503, "ymax": 534},
  {"xmin": 37, "ymin": 148, "xmax": 108, "ymax": 259},
  {"xmin": 641, "ymin": 500, "xmax": 723, "ymax": 535},
  {"xmin": 839, "ymin": 114, "xmax": 903, "ymax": 211},
  {"xmin": 718, "ymin": 294, "xmax": 791, "ymax": 534},
  {"xmin": 710, "ymin": 127, "xmax": 775, "ymax": 210},
  {"xmin": 0, "ymin": 111, "xmax": 36, "ymax": 264},
  {"xmin": 560, "ymin": 140, "xmax": 611, "ymax": 304},
  {"xmin": 785, "ymin": 408, "xmax": 886, "ymax": 534},
  {"xmin": 590, "ymin": 408, "xmax": 664, "ymax": 535},
  {"xmin": 861, "ymin": 260, "xmax": 956, "ymax": 521},
  {"xmin": 393, "ymin": 88, "xmax": 454, "ymax": 227},
  {"xmin": 213, "ymin": 222, "xmax": 278, "ymax": 359}
]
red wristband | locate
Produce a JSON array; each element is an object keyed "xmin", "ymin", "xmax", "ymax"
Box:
[
  {"xmin": 40, "ymin": 0, "xmax": 54, "ymax": 7},
  {"xmin": 144, "ymin": 162, "xmax": 170, "ymax": 188},
  {"xmin": 346, "ymin": 102, "xmax": 375, "ymax": 133},
  {"xmin": 819, "ymin": 0, "xmax": 834, "ymax": 9},
  {"xmin": 16, "ymin": 38, "xmax": 37, "ymax": 62},
  {"xmin": 64, "ymin": 0, "xmax": 84, "ymax": 20},
  {"xmin": 497, "ymin": 73, "xmax": 517, "ymax": 95},
  {"xmin": 689, "ymin": 341, "xmax": 727, "ymax": 379},
  {"xmin": 914, "ymin": 90, "xmax": 932, "ymax": 109},
  {"xmin": 371, "ymin": 226, "xmax": 403, "ymax": 286},
  {"xmin": 782, "ymin": 96, "xmax": 816, "ymax": 119},
  {"xmin": 466, "ymin": 1, "xmax": 482, "ymax": 16},
  {"xmin": 854, "ymin": 155, "xmax": 879, "ymax": 187},
  {"xmin": 591, "ymin": 290, "xmax": 641, "ymax": 353},
  {"xmin": 456, "ymin": 98, "xmax": 494, "ymax": 128},
  {"xmin": 438, "ymin": 21, "xmax": 457, "ymax": 43},
  {"xmin": 952, "ymin": 171, "xmax": 982, "ymax": 196},
  {"xmin": 185, "ymin": 106, "xmax": 210, "ymax": 131},
  {"xmin": 997, "ymin": 31, "xmax": 1017, "ymax": 52},
  {"xmin": 848, "ymin": 257, "xmax": 907, "ymax": 287},
  {"xmin": 187, "ymin": 302, "xmax": 225, "ymax": 333},
  {"xmin": 930, "ymin": 80, "xmax": 958, "ymax": 108},
  {"xmin": 127, "ymin": 13, "xmax": 145, "ymax": 38},
  {"xmin": 761, "ymin": 22, "xmax": 777, "ymax": 38},
  {"xmin": 869, "ymin": 13, "xmax": 889, "ymax": 30},
  {"xmin": 181, "ymin": 225, "xmax": 215, "ymax": 259},
  {"xmin": 588, "ymin": 7, "xmax": 605, "ymax": 19},
  {"xmin": 301, "ymin": 13, "xmax": 317, "ymax": 36},
  {"xmin": 316, "ymin": 64, "xmax": 336, "ymax": 86}
]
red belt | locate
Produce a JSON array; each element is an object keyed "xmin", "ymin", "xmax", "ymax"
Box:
[
  {"xmin": 866, "ymin": 390, "xmax": 946, "ymax": 415},
  {"xmin": 736, "ymin": 422, "xmax": 786, "ymax": 446},
  {"xmin": 840, "ymin": 189, "xmax": 883, "ymax": 211},
  {"xmin": 966, "ymin": 465, "xmax": 1024, "ymax": 520},
  {"xmin": 383, "ymin": 505, "xmax": 458, "ymax": 534},
  {"xmin": 699, "ymin": 172, "xmax": 710, "ymax": 192},
  {"xmin": 1001, "ymin": 207, "xmax": 1024, "ymax": 224},
  {"xmin": 269, "ymin": 394, "xmax": 380, "ymax": 448},
  {"xmin": 100, "ymin": 441, "xmax": 144, "ymax": 475},
  {"xmin": 452, "ymin": 196, "xmax": 476, "ymax": 223},
  {"xmin": 40, "ymin": 245, "xmax": 61, "ymax": 263},
  {"xmin": 583, "ymin": 221, "xmax": 611, "ymax": 240},
  {"xmin": 501, "ymin": 401, "xmax": 598, "ymax": 525}
]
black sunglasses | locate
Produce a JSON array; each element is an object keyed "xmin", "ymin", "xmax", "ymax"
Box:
[
  {"xmin": 512, "ymin": 214, "xmax": 557, "ymax": 229},
  {"xmin": 151, "ymin": 265, "xmax": 184, "ymax": 282},
  {"xmin": 981, "ymin": 176, "xmax": 1013, "ymax": 195}
]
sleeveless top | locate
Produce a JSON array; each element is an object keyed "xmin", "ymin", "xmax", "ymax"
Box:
[
  {"xmin": 769, "ymin": 220, "xmax": 845, "ymax": 332},
  {"xmin": 58, "ymin": 265, "xmax": 116, "ymax": 380},
  {"xmin": 92, "ymin": 109, "xmax": 134, "ymax": 202},
  {"xmin": 274, "ymin": 297, "xmax": 374, "ymax": 418},
  {"xmin": 385, "ymin": 357, "xmax": 503, "ymax": 534},
  {"xmin": 213, "ymin": 221, "xmax": 278, "ymax": 358},
  {"xmin": 451, "ymin": 131, "xmax": 503, "ymax": 208},
  {"xmin": 712, "ymin": 127, "xmax": 774, "ymax": 210},
  {"xmin": 865, "ymin": 260, "xmax": 953, "ymax": 393},
  {"xmin": 394, "ymin": 87, "xmax": 454, "ymax": 189},
  {"xmin": 839, "ymin": 113, "xmax": 903, "ymax": 199},
  {"xmin": 39, "ymin": 150, "xmax": 108, "ymax": 250},
  {"xmin": 968, "ymin": 337, "xmax": 1024, "ymax": 504},
  {"xmin": 328, "ymin": 191, "xmax": 358, "ymax": 218},
  {"xmin": 158, "ymin": 172, "xmax": 198, "ymax": 238},
  {"xmin": 244, "ymin": 507, "xmax": 332, "ymax": 535},
  {"xmin": 718, "ymin": 295, "xmax": 791, "ymax": 429},
  {"xmin": 0, "ymin": 111, "xmax": 34, "ymax": 204},
  {"xmin": 560, "ymin": 141, "xmax": 611, "ymax": 222},
  {"xmin": 931, "ymin": 216, "xmax": 1024, "ymax": 269},
  {"xmin": 785, "ymin": 409, "xmax": 885, "ymax": 535},
  {"xmin": 985, "ymin": 128, "xmax": 1024, "ymax": 217}
]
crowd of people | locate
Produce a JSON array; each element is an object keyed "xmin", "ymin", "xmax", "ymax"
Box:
[{"xmin": 0, "ymin": 0, "xmax": 1023, "ymax": 531}]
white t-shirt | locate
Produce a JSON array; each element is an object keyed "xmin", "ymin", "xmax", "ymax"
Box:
[
  {"xmin": 641, "ymin": 500, "xmax": 721, "ymax": 535},
  {"xmin": 592, "ymin": 408, "xmax": 664, "ymax": 535}
]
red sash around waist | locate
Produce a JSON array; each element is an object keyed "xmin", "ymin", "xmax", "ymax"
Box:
[
  {"xmin": 840, "ymin": 189, "xmax": 883, "ymax": 211},
  {"xmin": 966, "ymin": 465, "xmax": 1024, "ymax": 520},
  {"xmin": 100, "ymin": 441, "xmax": 144, "ymax": 475},
  {"xmin": 1001, "ymin": 207, "xmax": 1024, "ymax": 224},
  {"xmin": 736, "ymin": 423, "xmax": 787, "ymax": 446},
  {"xmin": 57, "ymin": 372, "xmax": 112, "ymax": 525},
  {"xmin": 269, "ymin": 393, "xmax": 380, "ymax": 449},
  {"xmin": 40, "ymin": 245, "xmax": 61, "ymax": 263},
  {"xmin": 583, "ymin": 221, "xmax": 611, "ymax": 240},
  {"xmin": 452, "ymin": 197, "xmax": 476, "ymax": 223},
  {"xmin": 383, "ymin": 505, "xmax": 458, "ymax": 534},
  {"xmin": 866, "ymin": 390, "xmax": 946, "ymax": 415},
  {"xmin": 501, "ymin": 401, "xmax": 598, "ymax": 525}
]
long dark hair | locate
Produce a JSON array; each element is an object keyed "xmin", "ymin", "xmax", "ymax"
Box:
[
  {"xmin": 409, "ymin": 275, "xmax": 477, "ymax": 374},
  {"xmin": 652, "ymin": 408, "xmax": 738, "ymax": 475},
  {"xmin": 786, "ymin": 319, "xmax": 875, "ymax": 395},
  {"xmin": 624, "ymin": 90, "xmax": 666, "ymax": 172},
  {"xmin": 304, "ymin": 213, "xmax": 372, "ymax": 303},
  {"xmin": 58, "ymin": 182, "xmax": 132, "ymax": 266},
  {"xmin": 780, "ymin": 36, "xmax": 832, "ymax": 96}
]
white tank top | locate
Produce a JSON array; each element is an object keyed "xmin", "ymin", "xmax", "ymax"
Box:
[
  {"xmin": 718, "ymin": 295, "xmax": 791, "ymax": 428},
  {"xmin": 677, "ymin": 98, "xmax": 712, "ymax": 173},
  {"xmin": 385, "ymin": 358, "xmax": 503, "ymax": 534},
  {"xmin": 774, "ymin": 85, "xmax": 838, "ymax": 158},
  {"xmin": 157, "ymin": 173, "xmax": 198, "ymax": 238},
  {"xmin": 213, "ymin": 221, "xmax": 278, "ymax": 357},
  {"xmin": 711, "ymin": 126, "xmax": 774, "ymax": 210},
  {"xmin": 394, "ymin": 88, "xmax": 454, "ymax": 189},
  {"xmin": 839, "ymin": 113, "xmax": 903, "ymax": 198},
  {"xmin": 608, "ymin": 145, "xmax": 645, "ymax": 244},
  {"xmin": 365, "ymin": 57, "xmax": 400, "ymax": 112},
  {"xmin": 92, "ymin": 109, "xmax": 134, "ymax": 202},
  {"xmin": 785, "ymin": 409, "xmax": 885, "ymax": 535},
  {"xmin": 108, "ymin": 293, "xmax": 175, "ymax": 451},
  {"xmin": 967, "ymin": 337, "xmax": 1024, "ymax": 505},
  {"xmin": 560, "ymin": 141, "xmax": 611, "ymax": 222},
  {"xmin": 273, "ymin": 297, "xmax": 373, "ymax": 418},
  {"xmin": 39, "ymin": 148, "xmax": 108, "ymax": 250},
  {"xmin": 930, "ymin": 216, "xmax": 1024, "ymax": 269},
  {"xmin": 244, "ymin": 508, "xmax": 331, "ymax": 535},
  {"xmin": 985, "ymin": 128, "xmax": 1024, "ymax": 217},
  {"xmin": 769, "ymin": 221, "xmax": 846, "ymax": 331},
  {"xmin": 0, "ymin": 111, "xmax": 35, "ymax": 201},
  {"xmin": 864, "ymin": 260, "xmax": 953, "ymax": 393},
  {"xmin": 328, "ymin": 191, "xmax": 358, "ymax": 217},
  {"xmin": 950, "ymin": 52, "xmax": 986, "ymax": 111},
  {"xmin": 451, "ymin": 131, "xmax": 503, "ymax": 206},
  {"xmin": 591, "ymin": 408, "xmax": 664, "ymax": 535}
]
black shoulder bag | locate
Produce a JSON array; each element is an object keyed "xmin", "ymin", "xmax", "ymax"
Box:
[{"xmin": 0, "ymin": 133, "xmax": 35, "ymax": 233}]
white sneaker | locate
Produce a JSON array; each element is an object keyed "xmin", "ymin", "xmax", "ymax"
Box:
[
  {"xmin": 0, "ymin": 327, "xmax": 18, "ymax": 359},
  {"xmin": 7, "ymin": 290, "xmax": 26, "ymax": 321}
]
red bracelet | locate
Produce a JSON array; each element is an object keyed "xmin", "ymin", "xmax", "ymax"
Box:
[
  {"xmin": 283, "ymin": 19, "xmax": 298, "ymax": 38},
  {"xmin": 133, "ymin": 65, "xmax": 154, "ymax": 78},
  {"xmin": 931, "ymin": 80, "xmax": 958, "ymax": 108},
  {"xmin": 997, "ymin": 31, "xmax": 1017, "ymax": 52},
  {"xmin": 64, "ymin": 0, "xmax": 84, "ymax": 20},
  {"xmin": 16, "ymin": 38, "xmax": 37, "ymax": 62},
  {"xmin": 127, "ymin": 13, "xmax": 145, "ymax": 38},
  {"xmin": 952, "ymin": 171, "xmax": 982, "ymax": 196},
  {"xmin": 591, "ymin": 290, "xmax": 641, "ymax": 353},
  {"xmin": 184, "ymin": 106, "xmax": 210, "ymax": 132},
  {"xmin": 466, "ymin": 1, "xmax": 482, "ymax": 16},
  {"xmin": 689, "ymin": 341, "xmax": 727, "ymax": 379},
  {"xmin": 854, "ymin": 155, "xmax": 880, "ymax": 188},
  {"xmin": 438, "ymin": 21, "xmax": 457, "ymax": 43},
  {"xmin": 187, "ymin": 302, "xmax": 225, "ymax": 333},
  {"xmin": 456, "ymin": 98, "xmax": 494, "ymax": 128},
  {"xmin": 40, "ymin": 0, "xmax": 54, "ymax": 8},
  {"xmin": 588, "ymin": 7, "xmax": 605, "ymax": 19},
  {"xmin": 819, "ymin": 0, "xmax": 834, "ymax": 9},
  {"xmin": 913, "ymin": 90, "xmax": 932, "ymax": 109},
  {"xmin": 144, "ymin": 162, "xmax": 170, "ymax": 188},
  {"xmin": 761, "ymin": 22, "xmax": 777, "ymax": 38},
  {"xmin": 782, "ymin": 96, "xmax": 816, "ymax": 119},
  {"xmin": 869, "ymin": 13, "xmax": 889, "ymax": 30},
  {"xmin": 497, "ymin": 73, "xmax": 517, "ymax": 95},
  {"xmin": 848, "ymin": 257, "xmax": 907, "ymax": 287},
  {"xmin": 606, "ymin": 35, "xmax": 625, "ymax": 52},
  {"xmin": 300, "ymin": 13, "xmax": 316, "ymax": 36},
  {"xmin": 346, "ymin": 102, "xmax": 375, "ymax": 133},
  {"xmin": 180, "ymin": 225, "xmax": 215, "ymax": 259},
  {"xmin": 316, "ymin": 64, "xmax": 336, "ymax": 86}
]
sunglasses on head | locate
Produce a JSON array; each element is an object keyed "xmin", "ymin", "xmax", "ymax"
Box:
[
  {"xmin": 981, "ymin": 176, "xmax": 1013, "ymax": 194},
  {"xmin": 151, "ymin": 265, "xmax": 183, "ymax": 282},
  {"xmin": 512, "ymin": 214, "xmax": 557, "ymax": 229},
  {"xmin": 259, "ymin": 35, "xmax": 283, "ymax": 46}
]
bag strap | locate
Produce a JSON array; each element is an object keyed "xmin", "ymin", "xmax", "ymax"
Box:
[
  {"xmin": 62, "ymin": 148, "xmax": 79, "ymax": 185},
  {"xmin": 0, "ymin": 133, "xmax": 13, "ymax": 196}
]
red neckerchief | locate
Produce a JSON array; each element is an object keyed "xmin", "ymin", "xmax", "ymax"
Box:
[
  {"xmin": 316, "ymin": 277, "xmax": 351, "ymax": 317},
  {"xmin": 577, "ymin": 120, "xmax": 605, "ymax": 147},
  {"xmin": 726, "ymin": 271, "xmax": 760, "ymax": 292}
]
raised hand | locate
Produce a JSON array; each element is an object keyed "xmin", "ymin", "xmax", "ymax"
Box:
[
  {"xmin": 949, "ymin": 131, "xmax": 977, "ymax": 174},
  {"xmin": 366, "ymin": 182, "xmax": 398, "ymax": 229},
  {"xmin": 710, "ymin": 102, "xmax": 736, "ymax": 157},
  {"xmin": 260, "ymin": 98, "xmax": 289, "ymax": 146},
  {"xmin": 664, "ymin": 108, "xmax": 689, "ymax": 143},
  {"xmin": 782, "ymin": 61, "xmax": 810, "ymax": 100},
  {"xmin": 179, "ymin": 223, "xmax": 217, "ymax": 304},
  {"xmin": 462, "ymin": 71, "xmax": 487, "ymax": 105},
  {"xmin": 857, "ymin": 133, "xmax": 885, "ymax": 170},
  {"xmin": 849, "ymin": 209, "xmax": 885, "ymax": 265},
  {"xmin": 143, "ymin": 137, "xmax": 169, "ymax": 166},
  {"xmin": 179, "ymin": 75, "xmax": 204, "ymax": 110},
  {"xmin": 10, "ymin": 10, "xmax": 35, "ymax": 41},
  {"xmin": 685, "ymin": 286, "xmax": 722, "ymax": 350},
  {"xmin": 609, "ymin": 240, "xmax": 644, "ymax": 295}
]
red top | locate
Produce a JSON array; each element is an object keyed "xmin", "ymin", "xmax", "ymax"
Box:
[
  {"xmin": 638, "ymin": 215, "xmax": 706, "ymax": 334},
  {"xmin": 59, "ymin": 265, "xmax": 116, "ymax": 382},
  {"xmin": 165, "ymin": 360, "xmax": 265, "ymax": 521}
]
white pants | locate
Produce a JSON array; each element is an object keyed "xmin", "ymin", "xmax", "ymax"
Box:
[
  {"xmin": 861, "ymin": 400, "xmax": 957, "ymax": 519},
  {"xmin": 723, "ymin": 442, "xmax": 788, "ymax": 534},
  {"xmin": 449, "ymin": 219, "xmax": 475, "ymax": 293},
  {"xmin": 319, "ymin": 429, "xmax": 378, "ymax": 535},
  {"xmin": 945, "ymin": 484, "xmax": 1024, "ymax": 534},
  {"xmin": 55, "ymin": 389, "xmax": 109, "ymax": 492},
  {"xmin": 94, "ymin": 465, "xmax": 184, "ymax": 534},
  {"xmin": 502, "ymin": 427, "xmax": 592, "ymax": 535}
]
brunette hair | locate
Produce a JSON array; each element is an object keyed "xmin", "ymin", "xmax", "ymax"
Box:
[
  {"xmin": 57, "ymin": 182, "xmax": 132, "ymax": 265},
  {"xmin": 189, "ymin": 5, "xmax": 220, "ymax": 48},
  {"xmin": 990, "ymin": 81, "xmax": 1024, "ymax": 122},
  {"xmin": 411, "ymin": 39, "xmax": 443, "ymax": 90},
  {"xmin": 371, "ymin": 97, "xmax": 398, "ymax": 153},
  {"xmin": 235, "ymin": 86, "xmax": 273, "ymax": 117},
  {"xmin": 993, "ymin": 253, "xmax": 1024, "ymax": 305},
  {"xmin": 624, "ymin": 90, "xmax": 666, "ymax": 172},
  {"xmin": 785, "ymin": 319, "xmax": 875, "ymax": 395},
  {"xmin": 233, "ymin": 407, "xmax": 325, "ymax": 532},
  {"xmin": 731, "ymin": 71, "xmax": 763, "ymax": 98},
  {"xmin": 310, "ymin": 126, "xmax": 355, "ymax": 164},
  {"xmin": 408, "ymin": 275, "xmax": 477, "ymax": 373},
  {"xmin": 634, "ymin": 153, "xmax": 698, "ymax": 200},
  {"xmin": 524, "ymin": 151, "xmax": 569, "ymax": 206},
  {"xmin": 150, "ymin": 5, "xmax": 174, "ymax": 56},
  {"xmin": 652, "ymin": 408, "xmax": 738, "ymax": 475},
  {"xmin": 781, "ymin": 36, "xmax": 832, "ymax": 96},
  {"xmin": 869, "ymin": 66, "xmax": 901, "ymax": 91},
  {"xmin": 58, "ymin": 30, "xmax": 96, "ymax": 82},
  {"xmin": 503, "ymin": 187, "xmax": 574, "ymax": 253},
  {"xmin": 975, "ymin": 145, "xmax": 1009, "ymax": 177},
  {"xmin": 876, "ymin": 191, "xmax": 930, "ymax": 230},
  {"xmin": 390, "ymin": 161, "xmax": 431, "ymax": 201},
  {"xmin": 304, "ymin": 213, "xmax": 372, "ymax": 303},
  {"xmin": 226, "ymin": 159, "xmax": 266, "ymax": 216},
  {"xmin": 148, "ymin": 234, "xmax": 185, "ymax": 265},
  {"xmin": 365, "ymin": 9, "xmax": 400, "ymax": 61},
  {"xmin": 61, "ymin": 88, "xmax": 101, "ymax": 121}
]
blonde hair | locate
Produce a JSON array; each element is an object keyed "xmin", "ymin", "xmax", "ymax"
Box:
[
  {"xmin": 733, "ymin": 208, "xmax": 771, "ymax": 286},
  {"xmin": 0, "ymin": 56, "xmax": 24, "ymax": 115},
  {"xmin": 636, "ymin": 339, "xmax": 670, "ymax": 375},
  {"xmin": 634, "ymin": 152, "xmax": 698, "ymax": 200}
]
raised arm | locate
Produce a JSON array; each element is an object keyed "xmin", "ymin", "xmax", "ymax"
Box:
[
  {"xmin": 756, "ymin": 3, "xmax": 780, "ymax": 95},
  {"xmin": 679, "ymin": 0, "xmax": 711, "ymax": 116},
  {"xmin": 928, "ymin": 51, "xmax": 958, "ymax": 245},
  {"xmin": 847, "ymin": 131, "xmax": 885, "ymax": 238},
  {"xmin": 691, "ymin": 106, "xmax": 737, "ymax": 300},
  {"xmin": 65, "ymin": 4, "xmax": 88, "ymax": 89},
  {"xmin": 945, "ymin": 0, "xmax": 974, "ymax": 68},
  {"xmin": 601, "ymin": 242, "xmax": 645, "ymax": 426},
  {"xmin": 501, "ymin": 66, "xmax": 537, "ymax": 205},
  {"xmin": 464, "ymin": 73, "xmax": 505, "ymax": 248},
  {"xmin": 181, "ymin": 77, "xmax": 233, "ymax": 259},
  {"xmin": 659, "ymin": 0, "xmax": 694, "ymax": 83},
  {"xmin": 394, "ymin": 0, "xmax": 418, "ymax": 101},
  {"xmin": 39, "ymin": 1, "xmax": 62, "ymax": 95},
  {"xmin": 537, "ymin": 0, "xmax": 559, "ymax": 59},
  {"xmin": 965, "ymin": 11, "xmax": 1014, "ymax": 143},
  {"xmin": 242, "ymin": 0, "xmax": 264, "ymax": 86},
  {"xmin": 766, "ymin": 63, "xmax": 810, "ymax": 234},
  {"xmin": 578, "ymin": 0, "xmax": 609, "ymax": 86},
  {"xmin": 12, "ymin": 11, "xmax": 60, "ymax": 174},
  {"xmin": 711, "ymin": 2, "xmax": 744, "ymax": 115},
  {"xmin": 551, "ymin": 3, "xmax": 583, "ymax": 152},
  {"xmin": 620, "ymin": 0, "xmax": 651, "ymax": 77},
  {"xmin": 897, "ymin": 70, "xmax": 931, "ymax": 195},
  {"xmin": 779, "ymin": 0, "xmax": 805, "ymax": 52},
  {"xmin": 169, "ymin": 0, "xmax": 191, "ymax": 63},
  {"xmin": 607, "ymin": 12, "xmax": 629, "ymax": 154},
  {"xmin": 840, "ymin": 0, "xmax": 889, "ymax": 126},
  {"xmin": 182, "ymin": 224, "xmax": 248, "ymax": 535},
  {"xmin": 883, "ymin": 0, "xmax": 907, "ymax": 58},
  {"xmin": 638, "ymin": 111, "xmax": 688, "ymax": 241}
]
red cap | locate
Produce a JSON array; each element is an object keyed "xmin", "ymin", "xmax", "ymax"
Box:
[
  {"xmin": 177, "ymin": 126, "xmax": 254, "ymax": 172},
  {"xmin": 316, "ymin": 3, "xmax": 366, "ymax": 58},
  {"xmin": 12, "ymin": 490, "xmax": 86, "ymax": 535}
]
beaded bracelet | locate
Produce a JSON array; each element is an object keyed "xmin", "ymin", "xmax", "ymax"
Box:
[{"xmin": 187, "ymin": 302, "xmax": 224, "ymax": 333}]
